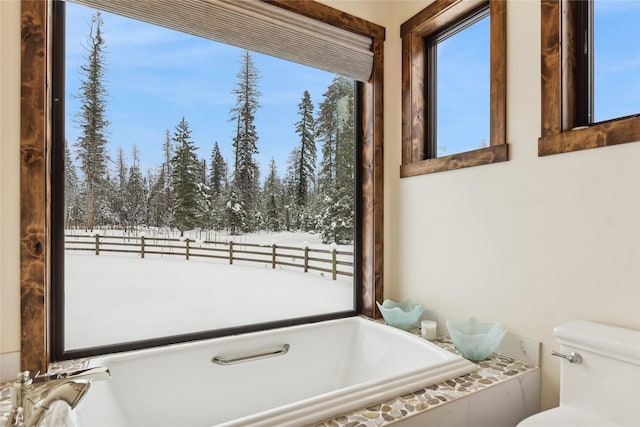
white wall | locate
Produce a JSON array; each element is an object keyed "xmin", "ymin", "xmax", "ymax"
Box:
[
  {"xmin": 0, "ymin": 0, "xmax": 22, "ymax": 377},
  {"xmin": 1, "ymin": 0, "xmax": 638, "ymax": 410},
  {"xmin": 322, "ymin": 0, "xmax": 640, "ymax": 411}
]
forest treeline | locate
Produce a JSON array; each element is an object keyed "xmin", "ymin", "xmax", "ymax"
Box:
[{"xmin": 65, "ymin": 12, "xmax": 355, "ymax": 243}]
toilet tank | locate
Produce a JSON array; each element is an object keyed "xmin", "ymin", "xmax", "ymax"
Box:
[{"xmin": 554, "ymin": 321, "xmax": 640, "ymax": 426}]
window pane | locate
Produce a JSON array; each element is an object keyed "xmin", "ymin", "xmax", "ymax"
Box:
[
  {"xmin": 436, "ymin": 15, "xmax": 490, "ymax": 156},
  {"xmin": 594, "ymin": 0, "xmax": 640, "ymax": 122},
  {"xmin": 63, "ymin": 3, "xmax": 355, "ymax": 351}
]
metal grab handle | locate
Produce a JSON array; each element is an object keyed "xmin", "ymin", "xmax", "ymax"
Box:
[
  {"xmin": 551, "ymin": 350, "xmax": 582, "ymax": 364},
  {"xmin": 211, "ymin": 344, "xmax": 290, "ymax": 365}
]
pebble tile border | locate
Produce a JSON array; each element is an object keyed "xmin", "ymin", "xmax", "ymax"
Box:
[{"xmin": 310, "ymin": 333, "xmax": 537, "ymax": 427}]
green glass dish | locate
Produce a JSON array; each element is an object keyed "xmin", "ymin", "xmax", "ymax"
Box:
[
  {"xmin": 446, "ymin": 316, "xmax": 506, "ymax": 361},
  {"xmin": 376, "ymin": 299, "xmax": 424, "ymax": 331}
]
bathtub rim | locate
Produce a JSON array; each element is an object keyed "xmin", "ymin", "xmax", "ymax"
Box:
[{"xmin": 86, "ymin": 315, "xmax": 456, "ymax": 366}]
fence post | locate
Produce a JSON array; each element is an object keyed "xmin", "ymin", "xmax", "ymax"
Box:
[
  {"xmin": 229, "ymin": 241, "xmax": 234, "ymax": 265},
  {"xmin": 304, "ymin": 247, "xmax": 309, "ymax": 273},
  {"xmin": 141, "ymin": 236, "xmax": 145, "ymax": 259},
  {"xmin": 271, "ymin": 244, "xmax": 276, "ymax": 269},
  {"xmin": 185, "ymin": 239, "xmax": 190, "ymax": 260},
  {"xmin": 332, "ymin": 248, "xmax": 337, "ymax": 280},
  {"xmin": 95, "ymin": 234, "xmax": 100, "ymax": 256}
]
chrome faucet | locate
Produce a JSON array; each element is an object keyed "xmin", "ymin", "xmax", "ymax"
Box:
[{"xmin": 3, "ymin": 367, "xmax": 110, "ymax": 427}]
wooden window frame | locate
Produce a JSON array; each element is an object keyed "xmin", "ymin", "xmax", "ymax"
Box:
[
  {"xmin": 400, "ymin": 0, "xmax": 507, "ymax": 177},
  {"xmin": 539, "ymin": 0, "xmax": 640, "ymax": 156},
  {"xmin": 20, "ymin": 0, "xmax": 384, "ymax": 372}
]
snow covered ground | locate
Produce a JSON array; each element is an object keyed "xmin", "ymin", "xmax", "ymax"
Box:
[{"xmin": 65, "ymin": 250, "xmax": 354, "ymax": 350}]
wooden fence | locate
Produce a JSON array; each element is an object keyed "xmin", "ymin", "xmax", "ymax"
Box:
[{"xmin": 64, "ymin": 234, "xmax": 353, "ymax": 280}]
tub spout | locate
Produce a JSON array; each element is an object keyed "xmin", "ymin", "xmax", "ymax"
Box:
[
  {"xmin": 34, "ymin": 366, "xmax": 111, "ymax": 383},
  {"xmin": 28, "ymin": 381, "xmax": 91, "ymax": 427},
  {"xmin": 3, "ymin": 368, "xmax": 110, "ymax": 427}
]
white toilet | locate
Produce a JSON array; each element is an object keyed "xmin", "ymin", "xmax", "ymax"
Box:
[{"xmin": 518, "ymin": 320, "xmax": 640, "ymax": 427}]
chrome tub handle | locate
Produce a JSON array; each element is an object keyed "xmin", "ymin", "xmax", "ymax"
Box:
[
  {"xmin": 551, "ymin": 350, "xmax": 582, "ymax": 364},
  {"xmin": 212, "ymin": 344, "xmax": 290, "ymax": 365}
]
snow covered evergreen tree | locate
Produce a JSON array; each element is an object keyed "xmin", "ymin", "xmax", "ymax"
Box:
[
  {"xmin": 317, "ymin": 186, "xmax": 354, "ymax": 244},
  {"xmin": 161, "ymin": 129, "xmax": 173, "ymax": 224},
  {"xmin": 316, "ymin": 76, "xmax": 355, "ymax": 242},
  {"xmin": 225, "ymin": 189, "xmax": 245, "ymax": 235},
  {"xmin": 293, "ymin": 90, "xmax": 317, "ymax": 208},
  {"xmin": 283, "ymin": 147, "xmax": 301, "ymax": 230},
  {"xmin": 75, "ymin": 11, "xmax": 110, "ymax": 230},
  {"xmin": 230, "ymin": 51, "xmax": 261, "ymax": 232},
  {"xmin": 170, "ymin": 117, "xmax": 203, "ymax": 235},
  {"xmin": 145, "ymin": 169, "xmax": 163, "ymax": 228},
  {"xmin": 64, "ymin": 141, "xmax": 83, "ymax": 229},
  {"xmin": 209, "ymin": 142, "xmax": 227, "ymax": 197},
  {"xmin": 209, "ymin": 142, "xmax": 228, "ymax": 230},
  {"xmin": 125, "ymin": 145, "xmax": 146, "ymax": 230},
  {"xmin": 317, "ymin": 76, "xmax": 354, "ymax": 195},
  {"xmin": 263, "ymin": 158, "xmax": 283, "ymax": 232},
  {"xmin": 113, "ymin": 147, "xmax": 128, "ymax": 228},
  {"xmin": 146, "ymin": 131, "xmax": 173, "ymax": 228}
]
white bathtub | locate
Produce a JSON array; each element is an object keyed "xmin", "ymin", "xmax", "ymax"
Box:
[{"xmin": 74, "ymin": 316, "xmax": 476, "ymax": 426}]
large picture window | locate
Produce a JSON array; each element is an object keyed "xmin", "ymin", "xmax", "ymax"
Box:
[
  {"xmin": 20, "ymin": 0, "xmax": 384, "ymax": 370},
  {"xmin": 55, "ymin": 1, "xmax": 360, "ymax": 357}
]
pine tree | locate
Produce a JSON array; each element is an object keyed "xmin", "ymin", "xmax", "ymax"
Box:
[
  {"xmin": 209, "ymin": 142, "xmax": 227, "ymax": 197},
  {"xmin": 230, "ymin": 51, "xmax": 261, "ymax": 232},
  {"xmin": 64, "ymin": 141, "xmax": 82, "ymax": 229},
  {"xmin": 145, "ymin": 169, "xmax": 163, "ymax": 228},
  {"xmin": 317, "ymin": 76, "xmax": 354, "ymax": 194},
  {"xmin": 125, "ymin": 145, "xmax": 146, "ymax": 230},
  {"xmin": 194, "ymin": 157, "xmax": 212, "ymax": 229},
  {"xmin": 225, "ymin": 189, "xmax": 245, "ymax": 236},
  {"xmin": 316, "ymin": 77, "xmax": 355, "ymax": 242},
  {"xmin": 293, "ymin": 90, "xmax": 317, "ymax": 208},
  {"xmin": 162, "ymin": 129, "xmax": 173, "ymax": 222},
  {"xmin": 170, "ymin": 117, "xmax": 202, "ymax": 235},
  {"xmin": 284, "ymin": 147, "xmax": 301, "ymax": 229},
  {"xmin": 317, "ymin": 186, "xmax": 354, "ymax": 244},
  {"xmin": 114, "ymin": 147, "xmax": 128, "ymax": 228},
  {"xmin": 146, "ymin": 132, "xmax": 174, "ymax": 228},
  {"xmin": 209, "ymin": 142, "xmax": 228, "ymax": 230},
  {"xmin": 97, "ymin": 173, "xmax": 117, "ymax": 226},
  {"xmin": 263, "ymin": 158, "xmax": 283, "ymax": 232},
  {"xmin": 75, "ymin": 12, "xmax": 110, "ymax": 230}
]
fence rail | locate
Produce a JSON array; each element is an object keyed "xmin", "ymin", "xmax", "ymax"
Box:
[{"xmin": 64, "ymin": 234, "xmax": 353, "ymax": 280}]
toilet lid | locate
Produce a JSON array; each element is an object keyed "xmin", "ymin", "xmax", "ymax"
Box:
[{"xmin": 517, "ymin": 406, "xmax": 622, "ymax": 427}]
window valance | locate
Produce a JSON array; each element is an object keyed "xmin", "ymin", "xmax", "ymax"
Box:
[{"xmin": 67, "ymin": 0, "xmax": 374, "ymax": 81}]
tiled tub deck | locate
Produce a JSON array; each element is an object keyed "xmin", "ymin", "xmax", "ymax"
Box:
[{"xmin": 311, "ymin": 335, "xmax": 539, "ymax": 426}]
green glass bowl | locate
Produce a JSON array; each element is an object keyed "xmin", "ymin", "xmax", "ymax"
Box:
[
  {"xmin": 376, "ymin": 299, "xmax": 424, "ymax": 331},
  {"xmin": 446, "ymin": 316, "xmax": 506, "ymax": 361}
]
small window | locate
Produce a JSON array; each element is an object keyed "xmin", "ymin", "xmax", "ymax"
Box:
[
  {"xmin": 539, "ymin": 0, "xmax": 640, "ymax": 155},
  {"xmin": 426, "ymin": 5, "xmax": 490, "ymax": 158},
  {"xmin": 401, "ymin": 0, "xmax": 507, "ymax": 177}
]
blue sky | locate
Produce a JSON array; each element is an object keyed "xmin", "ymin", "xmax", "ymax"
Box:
[
  {"xmin": 594, "ymin": 0, "xmax": 640, "ymax": 122},
  {"xmin": 436, "ymin": 15, "xmax": 490, "ymax": 155},
  {"xmin": 65, "ymin": 2, "xmax": 338, "ymax": 177}
]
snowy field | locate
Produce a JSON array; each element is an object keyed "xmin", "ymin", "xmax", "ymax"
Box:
[{"xmin": 65, "ymin": 251, "xmax": 353, "ymax": 350}]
